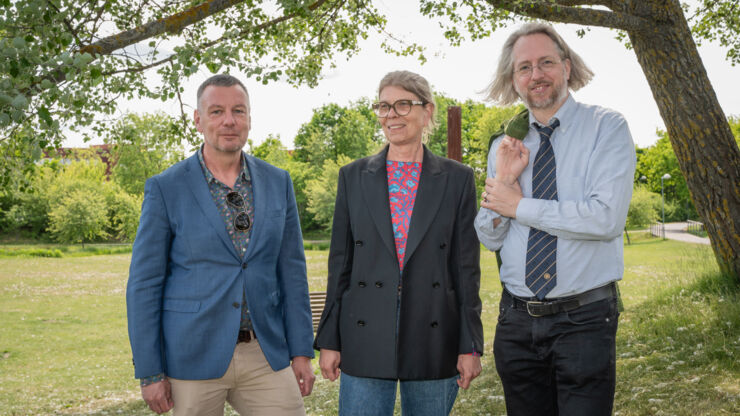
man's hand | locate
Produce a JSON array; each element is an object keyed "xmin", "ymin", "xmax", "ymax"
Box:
[
  {"xmin": 291, "ymin": 356, "xmax": 316, "ymax": 396},
  {"xmin": 141, "ymin": 379, "xmax": 173, "ymax": 414},
  {"xmin": 481, "ymin": 177, "xmax": 523, "ymax": 218},
  {"xmin": 456, "ymin": 354, "xmax": 482, "ymax": 389},
  {"xmin": 319, "ymin": 348, "xmax": 341, "ymax": 381},
  {"xmin": 495, "ymin": 136, "xmax": 530, "ymax": 185}
]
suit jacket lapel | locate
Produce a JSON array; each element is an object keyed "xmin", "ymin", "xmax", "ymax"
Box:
[
  {"xmin": 361, "ymin": 147, "xmax": 397, "ymax": 263},
  {"xmin": 403, "ymin": 146, "xmax": 447, "ymax": 270},
  {"xmin": 184, "ymin": 153, "xmax": 240, "ymax": 261}
]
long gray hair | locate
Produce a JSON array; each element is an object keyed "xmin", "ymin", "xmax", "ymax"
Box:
[{"xmin": 485, "ymin": 23, "xmax": 593, "ymax": 105}]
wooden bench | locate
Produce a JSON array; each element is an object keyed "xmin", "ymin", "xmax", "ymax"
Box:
[{"xmin": 309, "ymin": 291, "xmax": 327, "ymax": 331}]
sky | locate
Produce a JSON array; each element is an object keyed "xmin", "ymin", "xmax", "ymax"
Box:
[{"xmin": 66, "ymin": 1, "xmax": 740, "ymax": 150}]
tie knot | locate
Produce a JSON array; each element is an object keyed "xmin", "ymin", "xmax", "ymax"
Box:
[{"xmin": 535, "ymin": 119, "xmax": 560, "ymax": 141}]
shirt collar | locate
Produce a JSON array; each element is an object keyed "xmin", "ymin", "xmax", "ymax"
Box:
[
  {"xmin": 528, "ymin": 94, "xmax": 577, "ymax": 132},
  {"xmin": 197, "ymin": 145, "xmax": 251, "ymax": 185}
]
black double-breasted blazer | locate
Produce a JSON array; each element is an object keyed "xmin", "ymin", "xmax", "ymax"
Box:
[{"xmin": 314, "ymin": 145, "xmax": 483, "ymax": 380}]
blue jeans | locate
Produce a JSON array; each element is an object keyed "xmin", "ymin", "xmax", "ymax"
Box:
[
  {"xmin": 338, "ymin": 373, "xmax": 459, "ymax": 416},
  {"xmin": 494, "ymin": 291, "xmax": 620, "ymax": 416}
]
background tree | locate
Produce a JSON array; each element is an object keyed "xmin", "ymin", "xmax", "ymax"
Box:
[
  {"xmin": 249, "ymin": 135, "xmax": 319, "ymax": 230},
  {"xmin": 305, "ymin": 155, "xmax": 352, "ymax": 230},
  {"xmin": 105, "ymin": 112, "xmax": 187, "ymax": 195},
  {"xmin": 292, "ymin": 99, "xmax": 384, "ymax": 167},
  {"xmin": 636, "ymin": 131, "xmax": 697, "ymax": 222},
  {"xmin": 0, "ymin": 0, "xmax": 406, "ymax": 149}
]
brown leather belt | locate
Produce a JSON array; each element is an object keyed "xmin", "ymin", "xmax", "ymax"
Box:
[
  {"xmin": 237, "ymin": 329, "xmax": 256, "ymax": 343},
  {"xmin": 504, "ymin": 282, "xmax": 617, "ymax": 317}
]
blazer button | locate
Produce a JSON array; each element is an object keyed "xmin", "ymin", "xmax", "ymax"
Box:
[
  {"xmin": 357, "ymin": 320, "xmax": 366, "ymax": 327},
  {"xmin": 430, "ymin": 321, "xmax": 439, "ymax": 328},
  {"xmin": 232, "ymin": 302, "xmax": 240, "ymax": 308},
  {"xmin": 375, "ymin": 281, "xmax": 383, "ymax": 288},
  {"xmin": 439, "ymin": 242, "xmax": 447, "ymax": 249},
  {"xmin": 358, "ymin": 281, "xmax": 366, "ymax": 288},
  {"xmin": 432, "ymin": 282, "xmax": 440, "ymax": 288},
  {"xmin": 241, "ymin": 263, "xmax": 247, "ymax": 269},
  {"xmin": 355, "ymin": 240, "xmax": 364, "ymax": 247}
]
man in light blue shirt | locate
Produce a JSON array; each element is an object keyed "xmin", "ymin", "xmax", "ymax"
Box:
[{"xmin": 476, "ymin": 23, "xmax": 635, "ymax": 415}]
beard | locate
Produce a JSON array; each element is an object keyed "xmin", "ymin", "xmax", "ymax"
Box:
[{"xmin": 516, "ymin": 71, "xmax": 569, "ymax": 110}]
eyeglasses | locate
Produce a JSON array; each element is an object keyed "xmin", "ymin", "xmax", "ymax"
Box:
[
  {"xmin": 226, "ymin": 191, "xmax": 251, "ymax": 232},
  {"xmin": 513, "ymin": 58, "xmax": 562, "ymax": 78},
  {"xmin": 372, "ymin": 99, "xmax": 426, "ymax": 117}
]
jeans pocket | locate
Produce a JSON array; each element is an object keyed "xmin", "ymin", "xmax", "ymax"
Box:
[
  {"xmin": 497, "ymin": 300, "xmax": 511, "ymax": 324},
  {"xmin": 564, "ymin": 298, "xmax": 617, "ymax": 326}
]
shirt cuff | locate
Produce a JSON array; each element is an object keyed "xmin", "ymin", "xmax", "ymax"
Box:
[
  {"xmin": 140, "ymin": 373, "xmax": 166, "ymax": 387},
  {"xmin": 515, "ymin": 197, "xmax": 539, "ymax": 226}
]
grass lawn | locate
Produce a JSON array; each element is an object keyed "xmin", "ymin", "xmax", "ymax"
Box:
[{"xmin": 0, "ymin": 233, "xmax": 738, "ymax": 415}]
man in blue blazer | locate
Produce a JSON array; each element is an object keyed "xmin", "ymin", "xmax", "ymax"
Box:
[{"xmin": 126, "ymin": 74, "xmax": 315, "ymax": 415}]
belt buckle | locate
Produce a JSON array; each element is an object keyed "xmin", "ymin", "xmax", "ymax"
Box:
[{"xmin": 526, "ymin": 301, "xmax": 547, "ymax": 317}]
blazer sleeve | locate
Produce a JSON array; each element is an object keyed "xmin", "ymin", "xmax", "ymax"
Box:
[
  {"xmin": 313, "ymin": 167, "xmax": 354, "ymax": 351},
  {"xmin": 276, "ymin": 170, "xmax": 315, "ymax": 359},
  {"xmin": 126, "ymin": 177, "xmax": 171, "ymax": 379},
  {"xmin": 452, "ymin": 169, "xmax": 484, "ymax": 354}
]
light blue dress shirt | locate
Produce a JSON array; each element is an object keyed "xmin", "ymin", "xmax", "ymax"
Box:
[{"xmin": 475, "ymin": 95, "xmax": 636, "ymax": 298}]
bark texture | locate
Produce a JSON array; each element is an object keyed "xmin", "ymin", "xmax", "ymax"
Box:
[{"xmin": 626, "ymin": 1, "xmax": 740, "ymax": 279}]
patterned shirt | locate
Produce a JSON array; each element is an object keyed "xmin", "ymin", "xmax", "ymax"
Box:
[
  {"xmin": 140, "ymin": 147, "xmax": 255, "ymax": 386},
  {"xmin": 386, "ymin": 160, "xmax": 421, "ymax": 272},
  {"xmin": 197, "ymin": 147, "xmax": 255, "ymax": 332}
]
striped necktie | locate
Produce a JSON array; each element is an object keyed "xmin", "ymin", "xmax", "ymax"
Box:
[{"xmin": 526, "ymin": 119, "xmax": 560, "ymax": 300}]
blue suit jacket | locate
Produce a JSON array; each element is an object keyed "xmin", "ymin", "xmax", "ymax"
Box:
[{"xmin": 126, "ymin": 152, "xmax": 314, "ymax": 380}]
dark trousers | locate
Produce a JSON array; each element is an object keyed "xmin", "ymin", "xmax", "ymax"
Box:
[{"xmin": 493, "ymin": 291, "xmax": 619, "ymax": 416}]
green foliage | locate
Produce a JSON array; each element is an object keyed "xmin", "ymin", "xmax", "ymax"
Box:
[
  {"xmin": 47, "ymin": 188, "xmax": 109, "ymax": 245},
  {"xmin": 627, "ymin": 185, "xmax": 660, "ymax": 228},
  {"xmin": 635, "ymin": 131, "xmax": 697, "ymax": 221},
  {"xmin": 104, "ymin": 185, "xmax": 142, "ymax": 242},
  {"xmin": 0, "ymin": 247, "xmax": 63, "ymax": 258},
  {"xmin": 728, "ymin": 115, "xmax": 740, "ymax": 146},
  {"xmin": 105, "ymin": 112, "xmax": 187, "ymax": 195},
  {"xmin": 292, "ymin": 99, "xmax": 383, "ymax": 167},
  {"xmin": 690, "ymin": 0, "xmax": 740, "ymax": 64},
  {"xmin": 248, "ymin": 136, "xmax": 319, "ymax": 230},
  {"xmin": 250, "ymin": 135, "xmax": 288, "ymax": 164},
  {"xmin": 0, "ymin": 0, "xmax": 405, "ymax": 150},
  {"xmin": 305, "ymin": 155, "xmax": 352, "ymax": 231},
  {"xmin": 4, "ymin": 154, "xmax": 142, "ymax": 242}
]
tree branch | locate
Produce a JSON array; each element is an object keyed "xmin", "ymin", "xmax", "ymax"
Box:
[
  {"xmin": 23, "ymin": 0, "xmax": 331, "ymax": 96},
  {"xmin": 483, "ymin": 0, "xmax": 650, "ymax": 32},
  {"xmin": 78, "ymin": 0, "xmax": 246, "ymax": 55}
]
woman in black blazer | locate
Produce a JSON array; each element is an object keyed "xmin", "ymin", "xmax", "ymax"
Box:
[{"xmin": 314, "ymin": 70, "xmax": 483, "ymax": 416}]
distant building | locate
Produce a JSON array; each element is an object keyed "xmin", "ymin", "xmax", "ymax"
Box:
[{"xmin": 41, "ymin": 144, "xmax": 116, "ymax": 178}]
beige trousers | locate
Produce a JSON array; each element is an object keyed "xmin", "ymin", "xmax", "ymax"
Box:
[{"xmin": 168, "ymin": 340, "xmax": 306, "ymax": 416}]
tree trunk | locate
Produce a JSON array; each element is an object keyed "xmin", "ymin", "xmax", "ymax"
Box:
[{"xmin": 627, "ymin": 2, "xmax": 740, "ymax": 281}]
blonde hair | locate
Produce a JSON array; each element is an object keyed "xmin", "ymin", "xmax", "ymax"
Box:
[
  {"xmin": 378, "ymin": 70, "xmax": 437, "ymax": 141},
  {"xmin": 485, "ymin": 23, "xmax": 593, "ymax": 105}
]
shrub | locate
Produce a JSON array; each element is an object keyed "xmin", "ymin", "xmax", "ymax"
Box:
[
  {"xmin": 48, "ymin": 189, "xmax": 109, "ymax": 245},
  {"xmin": 103, "ymin": 183, "xmax": 142, "ymax": 242},
  {"xmin": 627, "ymin": 186, "xmax": 661, "ymax": 228}
]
